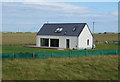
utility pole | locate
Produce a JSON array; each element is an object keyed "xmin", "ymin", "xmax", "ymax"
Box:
[
  {"xmin": 93, "ymin": 22, "xmax": 95, "ymax": 48},
  {"xmin": 93, "ymin": 22, "xmax": 95, "ymax": 34},
  {"xmin": 18, "ymin": 28, "xmax": 19, "ymax": 32},
  {"xmin": 47, "ymin": 21, "xmax": 49, "ymax": 23}
]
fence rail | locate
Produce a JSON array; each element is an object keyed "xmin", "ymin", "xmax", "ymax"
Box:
[{"xmin": 1, "ymin": 50, "xmax": 120, "ymax": 59}]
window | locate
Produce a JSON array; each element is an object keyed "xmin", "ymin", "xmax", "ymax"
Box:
[
  {"xmin": 87, "ymin": 39, "xmax": 89, "ymax": 45},
  {"xmin": 55, "ymin": 27, "xmax": 63, "ymax": 33},
  {"xmin": 40, "ymin": 38, "xmax": 49, "ymax": 47},
  {"xmin": 50, "ymin": 39, "xmax": 59, "ymax": 47},
  {"xmin": 72, "ymin": 28, "xmax": 76, "ymax": 31},
  {"xmin": 72, "ymin": 26, "xmax": 78, "ymax": 32}
]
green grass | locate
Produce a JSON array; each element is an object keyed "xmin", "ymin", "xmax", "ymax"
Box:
[
  {"xmin": 2, "ymin": 55, "xmax": 118, "ymax": 80},
  {"xmin": 2, "ymin": 46, "xmax": 69, "ymax": 53},
  {"xmin": 2, "ymin": 43, "xmax": 118, "ymax": 53},
  {"xmin": 94, "ymin": 43, "xmax": 118, "ymax": 50},
  {"xmin": 93, "ymin": 33, "xmax": 118, "ymax": 43}
]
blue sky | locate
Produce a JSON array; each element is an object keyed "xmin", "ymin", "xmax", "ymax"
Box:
[{"xmin": 2, "ymin": 2, "xmax": 118, "ymax": 33}]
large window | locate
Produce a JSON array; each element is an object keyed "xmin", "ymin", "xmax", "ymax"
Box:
[
  {"xmin": 87, "ymin": 39, "xmax": 89, "ymax": 45},
  {"xmin": 40, "ymin": 38, "xmax": 49, "ymax": 47},
  {"xmin": 50, "ymin": 39, "xmax": 59, "ymax": 47}
]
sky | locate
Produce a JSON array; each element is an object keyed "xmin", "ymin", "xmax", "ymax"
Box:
[{"xmin": 2, "ymin": 2, "xmax": 118, "ymax": 33}]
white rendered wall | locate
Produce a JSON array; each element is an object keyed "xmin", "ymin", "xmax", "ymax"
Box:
[
  {"xmin": 36, "ymin": 35, "xmax": 78, "ymax": 49},
  {"xmin": 78, "ymin": 25, "xmax": 93, "ymax": 49}
]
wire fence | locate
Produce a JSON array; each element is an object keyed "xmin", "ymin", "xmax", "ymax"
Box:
[{"xmin": 1, "ymin": 50, "xmax": 120, "ymax": 59}]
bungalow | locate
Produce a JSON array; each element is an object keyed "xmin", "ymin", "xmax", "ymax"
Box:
[{"xmin": 36, "ymin": 23, "xmax": 94, "ymax": 49}]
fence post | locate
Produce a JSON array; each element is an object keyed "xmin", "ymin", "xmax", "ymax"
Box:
[
  {"xmin": 12, "ymin": 53, "xmax": 14, "ymax": 60},
  {"xmin": 51, "ymin": 52, "xmax": 53, "ymax": 57},
  {"xmin": 85, "ymin": 50, "xmax": 87, "ymax": 56},
  {"xmin": 101, "ymin": 50, "xmax": 102, "ymax": 56},
  {"xmin": 116, "ymin": 50, "xmax": 117, "ymax": 55},
  {"xmin": 33, "ymin": 52, "xmax": 34, "ymax": 58}
]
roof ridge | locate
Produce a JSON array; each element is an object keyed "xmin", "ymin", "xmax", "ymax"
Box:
[{"xmin": 45, "ymin": 23, "xmax": 86, "ymax": 25}]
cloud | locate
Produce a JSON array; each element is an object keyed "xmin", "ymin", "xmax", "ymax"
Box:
[
  {"xmin": 3, "ymin": 2, "xmax": 90, "ymax": 19},
  {"xmin": 3, "ymin": 2, "xmax": 117, "ymax": 19},
  {"xmin": 111, "ymin": 11, "xmax": 118, "ymax": 16},
  {"xmin": 3, "ymin": 2, "xmax": 118, "ymax": 24},
  {"xmin": 2, "ymin": 2, "xmax": 118, "ymax": 33},
  {"xmin": 1, "ymin": 0, "xmax": 119, "ymax": 2},
  {"xmin": 24, "ymin": 0, "xmax": 45, "ymax": 2},
  {"xmin": 23, "ymin": 2, "xmax": 90, "ymax": 13}
]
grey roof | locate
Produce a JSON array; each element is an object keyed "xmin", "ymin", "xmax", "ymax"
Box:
[{"xmin": 37, "ymin": 23, "xmax": 87, "ymax": 36}]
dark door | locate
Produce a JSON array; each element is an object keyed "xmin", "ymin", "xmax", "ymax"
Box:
[{"xmin": 66, "ymin": 39, "xmax": 70, "ymax": 48}]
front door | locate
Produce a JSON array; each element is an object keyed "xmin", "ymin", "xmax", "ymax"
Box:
[{"xmin": 66, "ymin": 39, "xmax": 70, "ymax": 48}]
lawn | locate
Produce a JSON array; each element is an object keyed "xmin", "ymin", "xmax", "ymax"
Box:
[
  {"xmin": 2, "ymin": 45, "xmax": 69, "ymax": 53},
  {"xmin": 94, "ymin": 43, "xmax": 118, "ymax": 50},
  {"xmin": 2, "ymin": 43, "xmax": 118, "ymax": 53},
  {"xmin": 2, "ymin": 55, "xmax": 118, "ymax": 80}
]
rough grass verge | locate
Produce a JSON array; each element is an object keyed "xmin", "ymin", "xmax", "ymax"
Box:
[{"xmin": 2, "ymin": 55, "xmax": 118, "ymax": 80}]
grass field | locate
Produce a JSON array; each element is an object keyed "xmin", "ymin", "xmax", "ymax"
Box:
[
  {"xmin": 93, "ymin": 33, "xmax": 118, "ymax": 43},
  {"xmin": 1, "ymin": 33, "xmax": 119, "ymax": 80},
  {"xmin": 2, "ymin": 33, "xmax": 118, "ymax": 46},
  {"xmin": 2, "ymin": 33, "xmax": 36, "ymax": 46},
  {"xmin": 1, "ymin": 33, "xmax": 119, "ymax": 53},
  {"xmin": 2, "ymin": 55, "xmax": 118, "ymax": 80}
]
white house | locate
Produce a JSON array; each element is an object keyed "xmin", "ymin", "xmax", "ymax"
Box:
[{"xmin": 36, "ymin": 23, "xmax": 94, "ymax": 49}]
